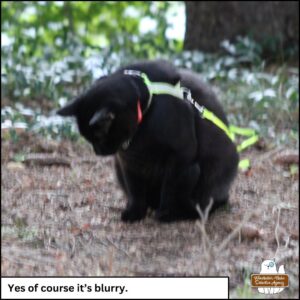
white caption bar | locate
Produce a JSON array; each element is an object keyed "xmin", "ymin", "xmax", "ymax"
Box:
[{"xmin": 2, "ymin": 277, "xmax": 229, "ymax": 299}]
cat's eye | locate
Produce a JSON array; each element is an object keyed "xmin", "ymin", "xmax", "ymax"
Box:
[{"xmin": 269, "ymin": 261, "xmax": 274, "ymax": 267}]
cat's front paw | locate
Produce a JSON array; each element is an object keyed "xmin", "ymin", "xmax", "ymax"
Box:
[
  {"xmin": 155, "ymin": 209, "xmax": 178, "ymax": 222},
  {"xmin": 156, "ymin": 207, "xmax": 199, "ymax": 222},
  {"xmin": 121, "ymin": 209, "xmax": 145, "ymax": 222}
]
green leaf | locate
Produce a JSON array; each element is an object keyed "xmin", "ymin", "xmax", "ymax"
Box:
[
  {"xmin": 13, "ymin": 153, "xmax": 25, "ymax": 162},
  {"xmin": 290, "ymin": 164, "xmax": 299, "ymax": 176}
]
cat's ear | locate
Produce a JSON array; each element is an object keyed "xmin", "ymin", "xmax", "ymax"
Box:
[
  {"xmin": 57, "ymin": 96, "xmax": 81, "ymax": 116},
  {"xmin": 89, "ymin": 108, "xmax": 115, "ymax": 131}
]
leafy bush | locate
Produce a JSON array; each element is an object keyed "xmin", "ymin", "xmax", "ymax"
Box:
[{"xmin": 1, "ymin": 2, "xmax": 180, "ymax": 59}]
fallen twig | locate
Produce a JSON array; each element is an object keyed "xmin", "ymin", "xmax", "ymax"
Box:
[
  {"xmin": 24, "ymin": 153, "xmax": 71, "ymax": 167},
  {"xmin": 217, "ymin": 211, "xmax": 254, "ymax": 253},
  {"xmin": 106, "ymin": 237, "xmax": 130, "ymax": 257},
  {"xmin": 195, "ymin": 199, "xmax": 214, "ymax": 275}
]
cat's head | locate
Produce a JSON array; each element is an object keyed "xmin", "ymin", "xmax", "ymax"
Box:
[
  {"xmin": 57, "ymin": 73, "xmax": 140, "ymax": 155},
  {"xmin": 261, "ymin": 259, "xmax": 277, "ymax": 273}
]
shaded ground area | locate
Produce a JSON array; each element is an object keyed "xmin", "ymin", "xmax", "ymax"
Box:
[{"xmin": 1, "ymin": 133, "xmax": 299, "ymax": 298}]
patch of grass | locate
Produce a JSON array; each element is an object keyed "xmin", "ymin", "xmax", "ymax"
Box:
[
  {"xmin": 2, "ymin": 224, "xmax": 39, "ymax": 242},
  {"xmin": 232, "ymin": 281, "xmax": 263, "ymax": 299},
  {"xmin": 231, "ymin": 269, "xmax": 263, "ymax": 299}
]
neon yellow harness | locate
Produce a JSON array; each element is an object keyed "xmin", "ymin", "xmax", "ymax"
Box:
[{"xmin": 124, "ymin": 70, "xmax": 259, "ymax": 170}]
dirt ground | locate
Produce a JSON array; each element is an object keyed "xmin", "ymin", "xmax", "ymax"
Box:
[{"xmin": 1, "ymin": 133, "xmax": 299, "ymax": 298}]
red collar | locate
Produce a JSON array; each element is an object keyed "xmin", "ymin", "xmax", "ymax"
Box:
[{"xmin": 137, "ymin": 99, "xmax": 143, "ymax": 124}]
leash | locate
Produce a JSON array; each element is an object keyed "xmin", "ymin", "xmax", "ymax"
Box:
[{"xmin": 124, "ymin": 70, "xmax": 259, "ymax": 170}]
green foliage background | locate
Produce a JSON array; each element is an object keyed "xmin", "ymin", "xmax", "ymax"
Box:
[
  {"xmin": 2, "ymin": 1, "xmax": 181, "ymax": 59},
  {"xmin": 1, "ymin": 1, "xmax": 299, "ymax": 146},
  {"xmin": 2, "ymin": 1, "xmax": 182, "ymax": 102}
]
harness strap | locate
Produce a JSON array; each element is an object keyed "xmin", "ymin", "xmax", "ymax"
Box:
[
  {"xmin": 124, "ymin": 69, "xmax": 258, "ymax": 169},
  {"xmin": 202, "ymin": 109, "xmax": 234, "ymax": 141}
]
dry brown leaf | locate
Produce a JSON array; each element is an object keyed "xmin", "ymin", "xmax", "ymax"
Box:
[
  {"xmin": 82, "ymin": 224, "xmax": 91, "ymax": 231},
  {"xmin": 240, "ymin": 224, "xmax": 264, "ymax": 239},
  {"xmin": 86, "ymin": 194, "xmax": 96, "ymax": 205},
  {"xmin": 225, "ymin": 222, "xmax": 264, "ymax": 240},
  {"xmin": 70, "ymin": 227, "xmax": 81, "ymax": 236},
  {"xmin": 290, "ymin": 230, "xmax": 299, "ymax": 240},
  {"xmin": 82, "ymin": 179, "xmax": 93, "ymax": 188},
  {"xmin": 244, "ymin": 168, "xmax": 253, "ymax": 177},
  {"xmin": 274, "ymin": 152, "xmax": 299, "ymax": 166}
]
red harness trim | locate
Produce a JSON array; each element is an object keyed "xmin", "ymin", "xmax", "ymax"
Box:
[{"xmin": 137, "ymin": 99, "xmax": 143, "ymax": 124}]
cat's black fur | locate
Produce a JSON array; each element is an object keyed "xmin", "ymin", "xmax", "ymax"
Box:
[{"xmin": 57, "ymin": 60, "xmax": 239, "ymax": 222}]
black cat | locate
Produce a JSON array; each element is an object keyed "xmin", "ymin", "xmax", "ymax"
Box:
[{"xmin": 57, "ymin": 60, "xmax": 239, "ymax": 222}]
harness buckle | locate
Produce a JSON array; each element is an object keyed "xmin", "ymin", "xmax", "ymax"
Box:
[
  {"xmin": 124, "ymin": 69, "xmax": 143, "ymax": 77},
  {"xmin": 194, "ymin": 102, "xmax": 205, "ymax": 118},
  {"xmin": 182, "ymin": 87, "xmax": 193, "ymax": 102}
]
